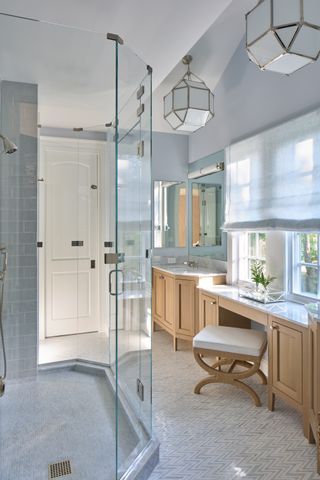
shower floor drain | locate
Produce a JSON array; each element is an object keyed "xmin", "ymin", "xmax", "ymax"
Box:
[{"xmin": 48, "ymin": 460, "xmax": 72, "ymax": 478}]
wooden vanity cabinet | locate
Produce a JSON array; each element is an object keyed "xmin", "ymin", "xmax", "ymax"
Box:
[
  {"xmin": 308, "ymin": 316, "xmax": 320, "ymax": 472},
  {"xmin": 199, "ymin": 292, "xmax": 218, "ymax": 329},
  {"xmin": 268, "ymin": 315, "xmax": 309, "ymax": 436},
  {"xmin": 175, "ymin": 278, "xmax": 196, "ymax": 338},
  {"xmin": 152, "ymin": 269, "xmax": 175, "ymax": 333},
  {"xmin": 152, "ymin": 268, "xmax": 225, "ymax": 350}
]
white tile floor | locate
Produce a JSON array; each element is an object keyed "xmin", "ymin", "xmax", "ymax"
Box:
[
  {"xmin": 150, "ymin": 330, "xmax": 318, "ymax": 480},
  {"xmin": 39, "ymin": 332, "xmax": 110, "ymax": 365},
  {"xmin": 39, "ymin": 330, "xmax": 151, "ymax": 365}
]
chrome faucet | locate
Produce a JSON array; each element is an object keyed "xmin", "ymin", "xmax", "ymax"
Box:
[{"xmin": 184, "ymin": 260, "xmax": 198, "ymax": 269}]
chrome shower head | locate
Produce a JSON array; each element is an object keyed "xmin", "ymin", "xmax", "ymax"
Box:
[{"xmin": 0, "ymin": 134, "xmax": 17, "ymax": 154}]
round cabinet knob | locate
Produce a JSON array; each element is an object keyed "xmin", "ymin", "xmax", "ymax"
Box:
[
  {"xmin": 210, "ymin": 301, "xmax": 216, "ymax": 305},
  {"xmin": 271, "ymin": 324, "xmax": 279, "ymax": 331}
]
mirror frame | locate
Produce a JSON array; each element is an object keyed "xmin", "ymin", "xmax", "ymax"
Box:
[{"xmin": 188, "ymin": 151, "xmax": 227, "ymax": 260}]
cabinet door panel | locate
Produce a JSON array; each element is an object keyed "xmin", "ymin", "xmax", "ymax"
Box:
[
  {"xmin": 164, "ymin": 275, "xmax": 175, "ymax": 329},
  {"xmin": 154, "ymin": 271, "xmax": 165, "ymax": 321},
  {"xmin": 175, "ymin": 279, "xmax": 195, "ymax": 335},
  {"xmin": 199, "ymin": 293, "xmax": 218, "ymax": 330},
  {"xmin": 272, "ymin": 321, "xmax": 303, "ymax": 404}
]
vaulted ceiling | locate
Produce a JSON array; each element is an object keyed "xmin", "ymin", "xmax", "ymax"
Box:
[{"xmin": 0, "ymin": 0, "xmax": 257, "ymax": 131}]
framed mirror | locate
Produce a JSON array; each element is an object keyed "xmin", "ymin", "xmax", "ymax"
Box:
[
  {"xmin": 153, "ymin": 181, "xmax": 187, "ymax": 248},
  {"xmin": 192, "ymin": 182, "xmax": 222, "ymax": 247}
]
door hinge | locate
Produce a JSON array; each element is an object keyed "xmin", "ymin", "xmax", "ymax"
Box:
[
  {"xmin": 104, "ymin": 252, "xmax": 125, "ymax": 265},
  {"xmin": 91, "ymin": 260, "xmax": 96, "ymax": 269},
  {"xmin": 136, "ymin": 378, "xmax": 144, "ymax": 401},
  {"xmin": 37, "ymin": 241, "xmax": 43, "ymax": 248}
]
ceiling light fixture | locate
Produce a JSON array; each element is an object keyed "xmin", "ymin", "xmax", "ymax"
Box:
[
  {"xmin": 163, "ymin": 55, "xmax": 214, "ymax": 133},
  {"xmin": 246, "ymin": 0, "xmax": 320, "ymax": 75}
]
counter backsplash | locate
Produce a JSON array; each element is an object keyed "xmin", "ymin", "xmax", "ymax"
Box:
[{"xmin": 152, "ymin": 254, "xmax": 227, "ymax": 274}]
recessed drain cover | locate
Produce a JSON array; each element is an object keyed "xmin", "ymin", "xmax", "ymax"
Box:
[{"xmin": 48, "ymin": 460, "xmax": 72, "ymax": 478}]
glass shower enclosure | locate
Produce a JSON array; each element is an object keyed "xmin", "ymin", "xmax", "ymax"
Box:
[{"xmin": 0, "ymin": 12, "xmax": 156, "ymax": 480}]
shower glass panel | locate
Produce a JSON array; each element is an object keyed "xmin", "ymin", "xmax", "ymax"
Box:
[{"xmin": 115, "ymin": 43, "xmax": 153, "ymax": 478}]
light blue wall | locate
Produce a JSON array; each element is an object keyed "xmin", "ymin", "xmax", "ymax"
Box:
[
  {"xmin": 189, "ymin": 38, "xmax": 320, "ymax": 163},
  {"xmin": 152, "ymin": 132, "xmax": 188, "ymax": 182},
  {"xmin": 0, "ymin": 81, "xmax": 38, "ymax": 380}
]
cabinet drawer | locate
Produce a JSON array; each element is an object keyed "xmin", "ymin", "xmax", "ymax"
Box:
[{"xmin": 199, "ymin": 292, "xmax": 218, "ymax": 330}]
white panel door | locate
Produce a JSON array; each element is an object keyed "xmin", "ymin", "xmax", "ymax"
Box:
[{"xmin": 42, "ymin": 138, "xmax": 99, "ymax": 337}]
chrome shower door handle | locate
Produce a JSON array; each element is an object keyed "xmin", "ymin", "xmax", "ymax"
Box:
[{"xmin": 108, "ymin": 269, "xmax": 124, "ymax": 296}]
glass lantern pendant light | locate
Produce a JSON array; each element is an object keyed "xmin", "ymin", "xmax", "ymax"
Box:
[
  {"xmin": 163, "ymin": 55, "xmax": 214, "ymax": 133},
  {"xmin": 246, "ymin": 0, "xmax": 320, "ymax": 75}
]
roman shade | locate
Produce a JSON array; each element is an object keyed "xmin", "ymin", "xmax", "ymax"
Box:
[{"xmin": 224, "ymin": 108, "xmax": 320, "ymax": 232}]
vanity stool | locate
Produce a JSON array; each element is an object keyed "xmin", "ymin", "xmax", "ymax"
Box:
[{"xmin": 193, "ymin": 325, "xmax": 267, "ymax": 406}]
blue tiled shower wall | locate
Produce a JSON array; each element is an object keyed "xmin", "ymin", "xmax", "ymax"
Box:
[{"xmin": 0, "ymin": 81, "xmax": 38, "ymax": 380}]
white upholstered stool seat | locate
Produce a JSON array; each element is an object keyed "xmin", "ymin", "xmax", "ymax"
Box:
[
  {"xmin": 193, "ymin": 325, "xmax": 266, "ymax": 357},
  {"xmin": 193, "ymin": 325, "xmax": 267, "ymax": 407}
]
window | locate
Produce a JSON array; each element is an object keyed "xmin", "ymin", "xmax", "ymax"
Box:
[
  {"xmin": 292, "ymin": 233, "xmax": 320, "ymax": 299},
  {"xmin": 239, "ymin": 232, "xmax": 267, "ymax": 282}
]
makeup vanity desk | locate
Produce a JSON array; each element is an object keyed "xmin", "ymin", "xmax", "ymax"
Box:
[{"xmin": 198, "ymin": 285, "xmax": 313, "ymax": 438}]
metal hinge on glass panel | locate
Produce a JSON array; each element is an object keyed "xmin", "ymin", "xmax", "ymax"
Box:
[
  {"xmin": 137, "ymin": 140, "xmax": 144, "ymax": 157},
  {"xmin": 136, "ymin": 378, "xmax": 144, "ymax": 401},
  {"xmin": 71, "ymin": 241, "xmax": 84, "ymax": 247},
  {"xmin": 104, "ymin": 253, "xmax": 125, "ymax": 265},
  {"xmin": 104, "ymin": 241, "xmax": 114, "ymax": 248},
  {"xmin": 90, "ymin": 260, "xmax": 96, "ymax": 269},
  {"xmin": 137, "ymin": 85, "xmax": 145, "ymax": 100},
  {"xmin": 137, "ymin": 104, "xmax": 144, "ymax": 117},
  {"xmin": 106, "ymin": 33, "xmax": 124, "ymax": 45},
  {"xmin": 146, "ymin": 249, "xmax": 152, "ymax": 259}
]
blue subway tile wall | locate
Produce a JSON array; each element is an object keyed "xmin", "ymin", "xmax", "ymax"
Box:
[{"xmin": 0, "ymin": 81, "xmax": 38, "ymax": 380}]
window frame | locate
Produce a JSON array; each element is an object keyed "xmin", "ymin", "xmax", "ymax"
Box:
[
  {"xmin": 289, "ymin": 232, "xmax": 320, "ymax": 302},
  {"xmin": 238, "ymin": 232, "xmax": 267, "ymax": 283}
]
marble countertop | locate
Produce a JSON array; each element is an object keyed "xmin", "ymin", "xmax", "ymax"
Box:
[
  {"xmin": 153, "ymin": 265, "xmax": 226, "ymax": 278},
  {"xmin": 198, "ymin": 284, "xmax": 317, "ymax": 328}
]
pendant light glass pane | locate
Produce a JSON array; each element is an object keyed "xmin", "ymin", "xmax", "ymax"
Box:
[
  {"xmin": 249, "ymin": 31, "xmax": 284, "ymax": 67},
  {"xmin": 290, "ymin": 25, "xmax": 320, "ymax": 60},
  {"xmin": 265, "ymin": 52, "xmax": 313, "ymax": 74},
  {"xmin": 247, "ymin": 0, "xmax": 271, "ymax": 45},
  {"xmin": 189, "ymin": 87, "xmax": 209, "ymax": 110},
  {"xmin": 173, "ymin": 87, "xmax": 188, "ymax": 110},
  {"xmin": 304, "ymin": 0, "xmax": 320, "ymax": 26},
  {"xmin": 273, "ymin": 0, "xmax": 300, "ymax": 28},
  {"xmin": 209, "ymin": 92, "xmax": 214, "ymax": 115},
  {"xmin": 185, "ymin": 79, "xmax": 204, "ymax": 89},
  {"xmin": 165, "ymin": 111, "xmax": 182, "ymax": 129},
  {"xmin": 276, "ymin": 26, "xmax": 298, "ymax": 48},
  {"xmin": 175, "ymin": 109, "xmax": 187, "ymax": 122},
  {"xmin": 176, "ymin": 123, "xmax": 199, "ymax": 132},
  {"xmin": 185, "ymin": 109, "xmax": 210, "ymax": 127},
  {"xmin": 164, "ymin": 93, "xmax": 172, "ymax": 116}
]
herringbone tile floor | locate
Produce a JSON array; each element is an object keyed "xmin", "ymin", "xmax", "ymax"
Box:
[{"xmin": 150, "ymin": 330, "xmax": 318, "ymax": 480}]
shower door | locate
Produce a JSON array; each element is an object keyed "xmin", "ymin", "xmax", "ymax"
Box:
[{"xmin": 114, "ymin": 42, "xmax": 153, "ymax": 479}]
